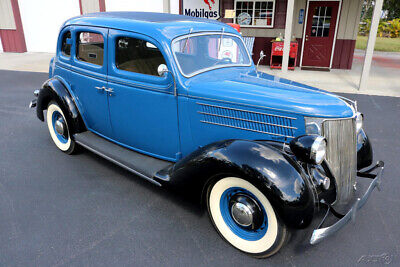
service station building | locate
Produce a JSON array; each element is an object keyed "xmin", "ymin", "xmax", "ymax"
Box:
[{"xmin": 179, "ymin": 0, "xmax": 363, "ymax": 70}]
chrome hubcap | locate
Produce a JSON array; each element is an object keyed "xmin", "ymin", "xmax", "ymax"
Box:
[
  {"xmin": 229, "ymin": 194, "xmax": 264, "ymax": 230},
  {"xmin": 231, "ymin": 202, "xmax": 253, "ymax": 227},
  {"xmin": 54, "ymin": 118, "xmax": 66, "ymax": 136}
]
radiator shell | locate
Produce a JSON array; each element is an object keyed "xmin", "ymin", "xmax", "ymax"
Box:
[{"xmin": 322, "ymin": 118, "xmax": 357, "ymax": 205}]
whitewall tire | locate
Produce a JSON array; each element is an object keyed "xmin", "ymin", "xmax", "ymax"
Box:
[
  {"xmin": 207, "ymin": 177, "xmax": 288, "ymax": 258},
  {"xmin": 46, "ymin": 101, "xmax": 76, "ymax": 154}
]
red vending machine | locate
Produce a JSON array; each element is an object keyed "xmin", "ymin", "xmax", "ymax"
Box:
[{"xmin": 270, "ymin": 41, "xmax": 298, "ymax": 70}]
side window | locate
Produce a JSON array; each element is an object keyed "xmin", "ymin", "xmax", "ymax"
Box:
[
  {"xmin": 115, "ymin": 37, "xmax": 166, "ymax": 76},
  {"xmin": 61, "ymin": 31, "xmax": 71, "ymax": 57},
  {"xmin": 77, "ymin": 32, "xmax": 104, "ymax": 66}
]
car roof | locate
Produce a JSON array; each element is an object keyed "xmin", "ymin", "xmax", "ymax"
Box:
[{"xmin": 63, "ymin": 12, "xmax": 239, "ymax": 41}]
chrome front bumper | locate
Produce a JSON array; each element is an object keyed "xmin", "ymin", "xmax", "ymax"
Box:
[{"xmin": 310, "ymin": 161, "xmax": 384, "ymax": 245}]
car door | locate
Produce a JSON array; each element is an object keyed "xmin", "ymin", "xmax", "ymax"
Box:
[
  {"xmin": 69, "ymin": 26, "xmax": 112, "ymax": 137},
  {"xmin": 107, "ymin": 29, "xmax": 180, "ymax": 162}
]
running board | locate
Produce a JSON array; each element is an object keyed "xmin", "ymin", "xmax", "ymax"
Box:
[{"xmin": 74, "ymin": 131, "xmax": 174, "ymax": 186}]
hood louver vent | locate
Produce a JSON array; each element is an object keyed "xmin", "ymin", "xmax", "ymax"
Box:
[{"xmin": 197, "ymin": 102, "xmax": 297, "ymax": 139}]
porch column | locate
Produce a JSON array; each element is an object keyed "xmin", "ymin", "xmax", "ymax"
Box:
[
  {"xmin": 163, "ymin": 0, "xmax": 170, "ymax": 13},
  {"xmin": 359, "ymin": 0, "xmax": 384, "ymax": 90},
  {"xmin": 282, "ymin": 0, "xmax": 295, "ymax": 72}
]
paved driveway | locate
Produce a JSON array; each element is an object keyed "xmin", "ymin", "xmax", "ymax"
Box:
[{"xmin": 0, "ymin": 70, "xmax": 399, "ymax": 266}]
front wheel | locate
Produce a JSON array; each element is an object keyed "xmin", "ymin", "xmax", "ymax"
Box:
[
  {"xmin": 206, "ymin": 177, "xmax": 288, "ymax": 258},
  {"xmin": 46, "ymin": 101, "xmax": 76, "ymax": 154}
]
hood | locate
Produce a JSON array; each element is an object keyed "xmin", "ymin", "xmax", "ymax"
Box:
[{"xmin": 185, "ymin": 68, "xmax": 354, "ymax": 118}]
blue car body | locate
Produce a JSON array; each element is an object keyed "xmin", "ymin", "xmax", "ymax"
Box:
[
  {"xmin": 31, "ymin": 12, "xmax": 383, "ymax": 255},
  {"xmin": 50, "ymin": 12, "xmax": 353, "ymax": 162}
]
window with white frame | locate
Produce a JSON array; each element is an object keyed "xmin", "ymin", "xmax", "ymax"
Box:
[{"xmin": 235, "ymin": 0, "xmax": 275, "ymax": 28}]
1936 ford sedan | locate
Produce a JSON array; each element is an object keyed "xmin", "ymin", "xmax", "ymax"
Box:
[{"xmin": 30, "ymin": 12, "xmax": 384, "ymax": 258}]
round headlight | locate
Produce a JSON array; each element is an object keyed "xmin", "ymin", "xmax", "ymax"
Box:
[
  {"xmin": 311, "ymin": 136, "xmax": 326, "ymax": 165},
  {"xmin": 355, "ymin": 112, "xmax": 363, "ymax": 133},
  {"xmin": 289, "ymin": 135, "xmax": 327, "ymax": 165}
]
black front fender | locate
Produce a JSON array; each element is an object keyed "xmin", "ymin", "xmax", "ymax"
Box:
[
  {"xmin": 36, "ymin": 77, "xmax": 85, "ymax": 133},
  {"xmin": 158, "ymin": 140, "xmax": 316, "ymax": 229},
  {"xmin": 357, "ymin": 129, "xmax": 373, "ymax": 170}
]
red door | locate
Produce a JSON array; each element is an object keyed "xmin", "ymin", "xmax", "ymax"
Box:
[{"xmin": 302, "ymin": 1, "xmax": 339, "ymax": 68}]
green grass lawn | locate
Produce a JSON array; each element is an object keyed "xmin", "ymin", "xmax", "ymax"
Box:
[{"xmin": 356, "ymin": 36, "xmax": 400, "ymax": 52}]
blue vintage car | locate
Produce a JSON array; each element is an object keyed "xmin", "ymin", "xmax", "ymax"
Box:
[{"xmin": 30, "ymin": 12, "xmax": 384, "ymax": 258}]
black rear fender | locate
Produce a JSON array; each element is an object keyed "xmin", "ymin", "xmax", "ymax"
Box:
[{"xmin": 37, "ymin": 77, "xmax": 85, "ymax": 133}]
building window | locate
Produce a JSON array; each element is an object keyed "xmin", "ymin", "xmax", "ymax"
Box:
[
  {"xmin": 77, "ymin": 32, "xmax": 104, "ymax": 66},
  {"xmin": 115, "ymin": 37, "xmax": 166, "ymax": 76},
  {"xmin": 235, "ymin": 0, "xmax": 275, "ymax": 28}
]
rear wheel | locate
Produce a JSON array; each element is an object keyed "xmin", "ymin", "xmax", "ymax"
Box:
[
  {"xmin": 206, "ymin": 177, "xmax": 288, "ymax": 258},
  {"xmin": 46, "ymin": 101, "xmax": 76, "ymax": 154}
]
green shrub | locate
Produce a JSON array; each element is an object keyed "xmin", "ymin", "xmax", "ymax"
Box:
[
  {"xmin": 388, "ymin": 19, "xmax": 400, "ymax": 38},
  {"xmin": 359, "ymin": 19, "xmax": 400, "ymax": 38},
  {"xmin": 359, "ymin": 19, "xmax": 371, "ymax": 36}
]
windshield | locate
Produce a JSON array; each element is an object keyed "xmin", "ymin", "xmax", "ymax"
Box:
[{"xmin": 172, "ymin": 33, "xmax": 251, "ymax": 77}]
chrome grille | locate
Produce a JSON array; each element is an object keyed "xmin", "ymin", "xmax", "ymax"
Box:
[
  {"xmin": 322, "ymin": 118, "xmax": 357, "ymax": 205},
  {"xmin": 197, "ymin": 102, "xmax": 297, "ymax": 139}
]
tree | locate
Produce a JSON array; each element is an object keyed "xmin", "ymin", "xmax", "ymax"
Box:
[
  {"xmin": 383, "ymin": 0, "xmax": 400, "ymax": 20},
  {"xmin": 361, "ymin": 0, "xmax": 373, "ymax": 21}
]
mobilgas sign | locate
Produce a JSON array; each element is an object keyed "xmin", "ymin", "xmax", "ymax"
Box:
[{"xmin": 183, "ymin": 0, "xmax": 220, "ymax": 20}]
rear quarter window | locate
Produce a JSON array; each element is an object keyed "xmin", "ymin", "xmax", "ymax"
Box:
[
  {"xmin": 61, "ymin": 31, "xmax": 71, "ymax": 57},
  {"xmin": 77, "ymin": 32, "xmax": 104, "ymax": 66}
]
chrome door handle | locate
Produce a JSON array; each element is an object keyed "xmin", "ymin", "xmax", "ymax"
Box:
[
  {"xmin": 104, "ymin": 88, "xmax": 114, "ymax": 93},
  {"xmin": 95, "ymin": 86, "xmax": 105, "ymax": 90}
]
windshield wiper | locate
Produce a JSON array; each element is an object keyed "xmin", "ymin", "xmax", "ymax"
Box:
[{"xmin": 182, "ymin": 28, "xmax": 193, "ymax": 53}]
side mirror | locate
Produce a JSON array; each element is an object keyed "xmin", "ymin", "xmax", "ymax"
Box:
[
  {"xmin": 157, "ymin": 64, "xmax": 169, "ymax": 77},
  {"xmin": 157, "ymin": 64, "xmax": 177, "ymax": 96}
]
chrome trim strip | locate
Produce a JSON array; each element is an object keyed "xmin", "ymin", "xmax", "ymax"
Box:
[
  {"xmin": 75, "ymin": 140, "xmax": 162, "ymax": 187},
  {"xmin": 305, "ymin": 116, "xmax": 356, "ymax": 123},
  {"xmin": 198, "ymin": 111, "xmax": 297, "ymax": 129},
  {"xmin": 171, "ymin": 32, "xmax": 253, "ymax": 78},
  {"xmin": 337, "ymin": 96, "xmax": 357, "ymax": 116},
  {"xmin": 200, "ymin": 120, "xmax": 295, "ymax": 138},
  {"xmin": 197, "ymin": 102, "xmax": 297, "ymax": 120},
  {"xmin": 310, "ymin": 165, "xmax": 384, "ymax": 245},
  {"xmin": 338, "ymin": 95, "xmax": 357, "ymax": 110}
]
